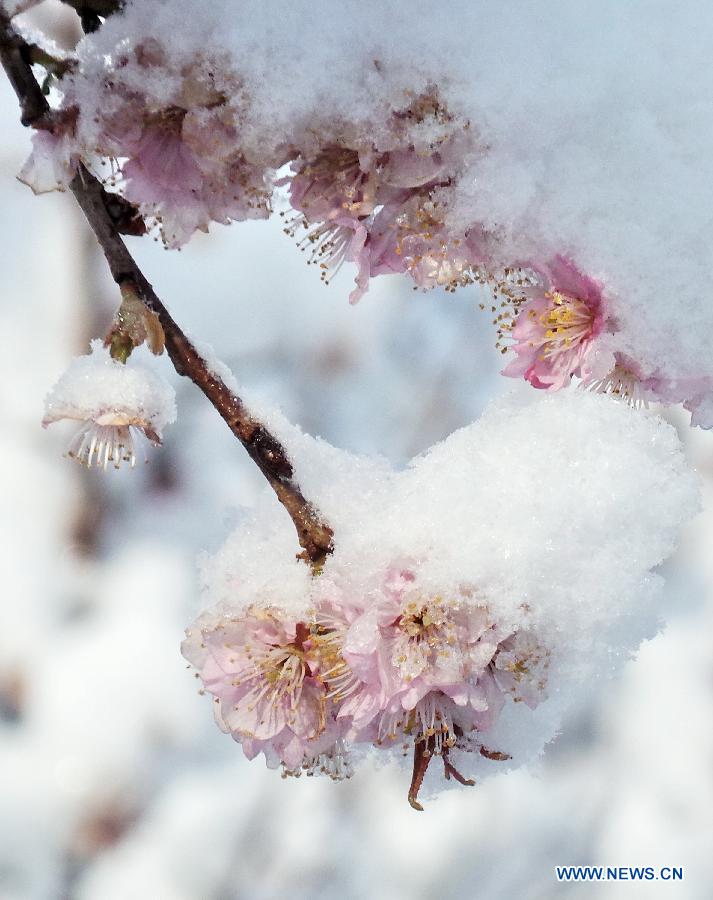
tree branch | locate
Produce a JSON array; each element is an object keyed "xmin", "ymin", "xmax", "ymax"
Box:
[
  {"xmin": 0, "ymin": 10, "xmax": 334, "ymax": 570},
  {"xmin": 58, "ymin": 0, "xmax": 123, "ymax": 33},
  {"xmin": 0, "ymin": 7, "xmax": 52, "ymax": 127},
  {"xmin": 58, "ymin": 0, "xmax": 123, "ymax": 15}
]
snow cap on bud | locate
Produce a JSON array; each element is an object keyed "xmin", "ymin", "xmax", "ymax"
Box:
[{"xmin": 42, "ymin": 340, "xmax": 176, "ymax": 469}]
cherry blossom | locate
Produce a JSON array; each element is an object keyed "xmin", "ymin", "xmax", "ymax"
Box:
[{"xmin": 502, "ymin": 256, "xmax": 607, "ymax": 391}]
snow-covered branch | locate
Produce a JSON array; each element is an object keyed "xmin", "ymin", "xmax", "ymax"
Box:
[
  {"xmin": 1, "ymin": 0, "xmax": 707, "ymax": 812},
  {"xmin": 0, "ymin": 7, "xmax": 334, "ymax": 569}
]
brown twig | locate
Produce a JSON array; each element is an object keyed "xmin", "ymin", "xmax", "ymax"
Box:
[
  {"xmin": 25, "ymin": 42, "xmax": 75, "ymax": 78},
  {"xmin": 58, "ymin": 0, "xmax": 123, "ymax": 15},
  {"xmin": 0, "ymin": 7, "xmax": 52, "ymax": 127},
  {"xmin": 58, "ymin": 0, "xmax": 123, "ymax": 33},
  {"xmin": 0, "ymin": 9, "xmax": 334, "ymax": 570}
]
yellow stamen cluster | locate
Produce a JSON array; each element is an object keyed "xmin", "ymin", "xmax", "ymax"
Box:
[
  {"xmin": 535, "ymin": 291, "xmax": 594, "ymax": 358},
  {"xmin": 393, "ymin": 595, "xmax": 461, "ymax": 682}
]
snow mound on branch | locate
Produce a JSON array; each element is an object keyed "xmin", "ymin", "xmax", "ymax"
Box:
[
  {"xmin": 49, "ymin": 0, "xmax": 713, "ymax": 410},
  {"xmin": 197, "ymin": 390, "xmax": 699, "ymax": 789}
]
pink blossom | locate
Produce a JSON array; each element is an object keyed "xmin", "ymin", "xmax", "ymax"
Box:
[
  {"xmin": 344, "ymin": 198, "xmax": 488, "ymax": 303},
  {"xmin": 286, "ymin": 146, "xmax": 380, "ymax": 222},
  {"xmin": 182, "ymin": 604, "xmax": 354, "ymax": 777},
  {"xmin": 399, "ymin": 217, "xmax": 489, "ymax": 293},
  {"xmin": 491, "ymin": 631, "xmax": 550, "ymax": 709},
  {"xmin": 282, "ymin": 147, "xmax": 411, "ymax": 302},
  {"xmin": 337, "ymin": 570, "xmax": 543, "ymax": 751},
  {"xmin": 117, "ymin": 111, "xmax": 270, "ymax": 248},
  {"xmin": 185, "ymin": 574, "xmax": 549, "ymax": 802},
  {"xmin": 346, "ymin": 198, "xmax": 490, "ymax": 302},
  {"xmin": 183, "ymin": 608, "xmax": 322, "ymax": 755},
  {"xmin": 345, "ymin": 200, "xmax": 410, "ymax": 303},
  {"xmin": 502, "ymin": 256, "xmax": 607, "ymax": 391},
  {"xmin": 281, "ymin": 107, "xmax": 481, "ymax": 302},
  {"xmin": 122, "ymin": 117, "xmax": 203, "ymax": 206},
  {"xmin": 62, "ymin": 39, "xmax": 275, "ymax": 247}
]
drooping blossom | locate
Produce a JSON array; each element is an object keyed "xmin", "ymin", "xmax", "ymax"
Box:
[
  {"xmin": 584, "ymin": 354, "xmax": 650, "ymax": 409},
  {"xmin": 42, "ymin": 341, "xmax": 176, "ymax": 470},
  {"xmin": 584, "ymin": 353, "xmax": 713, "ymax": 427},
  {"xmin": 181, "ymin": 603, "xmax": 354, "ymax": 779},
  {"xmin": 281, "ymin": 146, "xmax": 407, "ymax": 302},
  {"xmin": 502, "ymin": 255, "xmax": 607, "ymax": 391},
  {"xmin": 285, "ymin": 178, "xmax": 490, "ymax": 303},
  {"xmin": 281, "ymin": 90, "xmax": 484, "ymax": 302},
  {"xmin": 334, "ymin": 567, "xmax": 548, "ymax": 808}
]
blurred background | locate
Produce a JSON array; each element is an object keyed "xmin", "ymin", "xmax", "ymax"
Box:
[{"xmin": 1, "ymin": 4, "xmax": 712, "ymax": 899}]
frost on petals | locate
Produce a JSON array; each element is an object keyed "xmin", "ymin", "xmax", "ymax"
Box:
[
  {"xmin": 63, "ymin": 40, "xmax": 273, "ymax": 248},
  {"xmin": 279, "ymin": 90, "xmax": 487, "ymax": 302},
  {"xmin": 42, "ymin": 341, "xmax": 176, "ymax": 470}
]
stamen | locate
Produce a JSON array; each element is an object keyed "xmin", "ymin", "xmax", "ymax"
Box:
[{"xmin": 585, "ymin": 364, "xmax": 648, "ymax": 409}]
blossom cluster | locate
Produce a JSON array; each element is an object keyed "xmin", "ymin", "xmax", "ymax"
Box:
[
  {"xmin": 179, "ymin": 388, "xmax": 699, "ymax": 807},
  {"xmin": 278, "ymin": 98, "xmax": 484, "ymax": 304},
  {"xmin": 182, "ymin": 567, "xmax": 548, "ymax": 809},
  {"xmin": 14, "ymin": 0, "xmax": 713, "ymax": 426}
]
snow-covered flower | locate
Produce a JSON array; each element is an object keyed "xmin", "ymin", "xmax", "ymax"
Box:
[
  {"xmin": 285, "ymin": 145, "xmax": 379, "ymax": 223},
  {"xmin": 386, "ymin": 196, "xmax": 490, "ymax": 294},
  {"xmin": 502, "ymin": 256, "xmax": 607, "ymax": 391},
  {"xmin": 331, "ymin": 567, "xmax": 547, "ymax": 806},
  {"xmin": 342, "ymin": 571, "xmax": 543, "ymax": 738},
  {"xmin": 57, "ymin": 39, "xmax": 275, "ymax": 248},
  {"xmin": 182, "ymin": 568, "xmax": 548, "ymax": 803},
  {"xmin": 115, "ymin": 107, "xmax": 272, "ymax": 248},
  {"xmin": 281, "ymin": 146, "xmax": 406, "ymax": 301},
  {"xmin": 42, "ymin": 341, "xmax": 176, "ymax": 469},
  {"xmin": 280, "ymin": 89, "xmax": 480, "ymax": 302}
]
